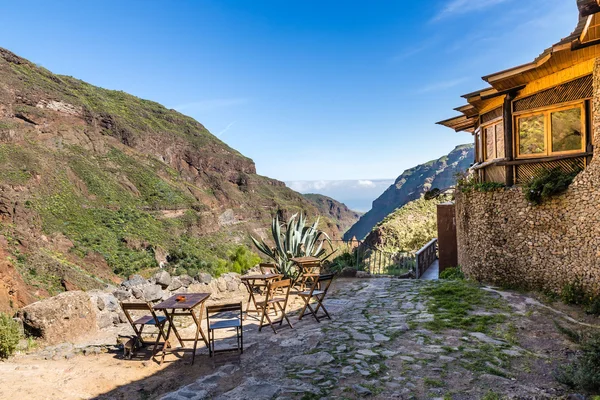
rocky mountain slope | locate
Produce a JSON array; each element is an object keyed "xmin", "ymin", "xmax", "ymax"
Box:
[
  {"xmin": 343, "ymin": 144, "xmax": 474, "ymax": 241},
  {"xmin": 302, "ymin": 193, "xmax": 362, "ymax": 235},
  {"xmin": 363, "ymin": 195, "xmax": 451, "ymax": 253},
  {"xmin": 0, "ymin": 47, "xmax": 342, "ymax": 312}
]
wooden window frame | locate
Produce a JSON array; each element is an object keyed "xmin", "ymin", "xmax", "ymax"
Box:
[
  {"xmin": 481, "ymin": 117, "xmax": 503, "ymax": 161},
  {"xmin": 513, "ymin": 100, "xmax": 586, "ymax": 159}
]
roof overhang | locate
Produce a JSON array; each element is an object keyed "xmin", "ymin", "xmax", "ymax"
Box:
[
  {"xmin": 439, "ymin": 0, "xmax": 600, "ymax": 134},
  {"xmin": 436, "ymin": 114, "xmax": 477, "ymax": 133},
  {"xmin": 579, "ymin": 0, "xmax": 600, "ymax": 17}
]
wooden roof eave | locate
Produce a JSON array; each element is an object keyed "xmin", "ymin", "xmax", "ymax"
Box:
[
  {"xmin": 436, "ymin": 115, "xmax": 477, "ymax": 133},
  {"xmin": 579, "ymin": 0, "xmax": 600, "ymax": 17}
]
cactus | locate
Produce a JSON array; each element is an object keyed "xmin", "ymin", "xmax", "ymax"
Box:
[{"xmin": 251, "ymin": 213, "xmax": 332, "ymax": 280}]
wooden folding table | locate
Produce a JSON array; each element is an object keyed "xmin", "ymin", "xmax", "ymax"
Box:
[
  {"xmin": 240, "ymin": 273, "xmax": 282, "ymax": 320},
  {"xmin": 153, "ymin": 292, "xmax": 210, "ymax": 365}
]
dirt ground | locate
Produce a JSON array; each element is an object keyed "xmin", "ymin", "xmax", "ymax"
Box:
[{"xmin": 0, "ymin": 278, "xmax": 596, "ymax": 399}]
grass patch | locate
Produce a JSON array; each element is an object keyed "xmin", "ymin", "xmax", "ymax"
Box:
[
  {"xmin": 423, "ymin": 377, "xmax": 444, "ymax": 387},
  {"xmin": 419, "ymin": 280, "xmax": 509, "ymax": 333}
]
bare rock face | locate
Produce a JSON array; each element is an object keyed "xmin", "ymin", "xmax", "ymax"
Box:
[{"xmin": 17, "ymin": 291, "xmax": 97, "ymax": 345}]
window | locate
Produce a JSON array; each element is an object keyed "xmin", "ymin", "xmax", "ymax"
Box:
[
  {"xmin": 482, "ymin": 121, "xmax": 504, "ymax": 161},
  {"xmin": 551, "ymin": 107, "xmax": 582, "ymax": 152},
  {"xmin": 515, "ymin": 102, "xmax": 585, "ymax": 158},
  {"xmin": 518, "ymin": 114, "xmax": 545, "ymax": 155}
]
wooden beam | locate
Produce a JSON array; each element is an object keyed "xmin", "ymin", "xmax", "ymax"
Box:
[
  {"xmin": 496, "ymin": 152, "xmax": 592, "ymax": 166},
  {"xmin": 503, "ymin": 92, "xmax": 516, "ymax": 186},
  {"xmin": 580, "ymin": 0, "xmax": 600, "ymax": 18}
]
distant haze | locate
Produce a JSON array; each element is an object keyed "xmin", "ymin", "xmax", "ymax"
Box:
[{"xmin": 287, "ymin": 179, "xmax": 394, "ymax": 213}]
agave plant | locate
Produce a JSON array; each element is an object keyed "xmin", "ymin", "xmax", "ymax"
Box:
[{"xmin": 251, "ymin": 213, "xmax": 332, "ymax": 281}]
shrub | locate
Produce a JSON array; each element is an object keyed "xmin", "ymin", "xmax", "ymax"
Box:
[
  {"xmin": 523, "ymin": 166, "xmax": 580, "ymax": 205},
  {"xmin": 561, "ymin": 280, "xmax": 587, "ymax": 306},
  {"xmin": 456, "ymin": 172, "xmax": 505, "ymax": 193},
  {"xmin": 227, "ymin": 246, "xmax": 261, "ymax": 275},
  {"xmin": 440, "ymin": 266, "xmax": 465, "ymax": 280},
  {"xmin": 0, "ymin": 313, "xmax": 21, "ymax": 359},
  {"xmin": 556, "ymin": 330, "xmax": 600, "ymax": 392},
  {"xmin": 424, "ymin": 188, "xmax": 441, "ymax": 200}
]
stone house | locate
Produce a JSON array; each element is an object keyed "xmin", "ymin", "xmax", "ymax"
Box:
[{"xmin": 437, "ymin": 0, "xmax": 600, "ymax": 294}]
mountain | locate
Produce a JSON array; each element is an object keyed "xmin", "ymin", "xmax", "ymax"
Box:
[
  {"xmin": 343, "ymin": 144, "xmax": 474, "ymax": 241},
  {"xmin": 302, "ymin": 193, "xmax": 362, "ymax": 234},
  {"xmin": 363, "ymin": 195, "xmax": 451, "ymax": 253},
  {"xmin": 0, "ymin": 47, "xmax": 342, "ymax": 311}
]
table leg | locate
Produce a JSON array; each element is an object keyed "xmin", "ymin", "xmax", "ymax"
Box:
[
  {"xmin": 159, "ymin": 310, "xmax": 174, "ymax": 365},
  {"xmin": 243, "ymin": 280, "xmax": 260, "ymax": 320}
]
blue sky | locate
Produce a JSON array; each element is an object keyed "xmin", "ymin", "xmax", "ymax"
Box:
[{"xmin": 0, "ymin": 0, "xmax": 576, "ymax": 182}]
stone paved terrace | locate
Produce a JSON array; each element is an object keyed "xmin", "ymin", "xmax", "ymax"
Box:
[{"xmin": 0, "ymin": 277, "xmax": 592, "ymax": 399}]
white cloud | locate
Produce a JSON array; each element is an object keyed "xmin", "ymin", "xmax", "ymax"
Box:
[
  {"xmin": 357, "ymin": 180, "xmax": 376, "ymax": 188},
  {"xmin": 433, "ymin": 0, "xmax": 513, "ymax": 22}
]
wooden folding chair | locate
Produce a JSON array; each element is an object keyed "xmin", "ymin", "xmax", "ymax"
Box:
[
  {"xmin": 298, "ymin": 273, "xmax": 334, "ymax": 322},
  {"xmin": 206, "ymin": 302, "xmax": 243, "ymax": 357},
  {"xmin": 259, "ymin": 263, "xmax": 278, "ymax": 275},
  {"xmin": 297, "ymin": 260, "xmax": 322, "ymax": 291},
  {"xmin": 120, "ymin": 302, "xmax": 169, "ymax": 356},
  {"xmin": 257, "ymin": 279, "xmax": 293, "ymax": 333}
]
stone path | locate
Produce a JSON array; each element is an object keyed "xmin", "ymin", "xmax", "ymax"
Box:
[{"xmin": 158, "ymin": 278, "xmax": 579, "ymax": 400}]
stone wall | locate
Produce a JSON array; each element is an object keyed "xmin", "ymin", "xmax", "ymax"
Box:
[
  {"xmin": 454, "ymin": 58, "xmax": 600, "ymax": 295},
  {"xmin": 18, "ymin": 270, "xmax": 248, "ymax": 343}
]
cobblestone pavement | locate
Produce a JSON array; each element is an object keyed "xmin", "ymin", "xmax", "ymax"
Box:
[{"xmin": 160, "ymin": 277, "xmax": 581, "ymax": 400}]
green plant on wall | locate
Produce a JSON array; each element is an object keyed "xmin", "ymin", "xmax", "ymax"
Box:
[
  {"xmin": 250, "ymin": 213, "xmax": 332, "ymax": 281},
  {"xmin": 523, "ymin": 166, "xmax": 581, "ymax": 205}
]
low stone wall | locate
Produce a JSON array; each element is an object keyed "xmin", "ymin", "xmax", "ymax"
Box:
[
  {"xmin": 18, "ymin": 270, "xmax": 248, "ymax": 343},
  {"xmin": 455, "ymin": 160, "xmax": 600, "ymax": 294}
]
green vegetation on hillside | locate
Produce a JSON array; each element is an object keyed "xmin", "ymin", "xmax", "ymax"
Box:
[
  {"xmin": 370, "ymin": 195, "xmax": 449, "ymax": 253},
  {"xmin": 344, "ymin": 144, "xmax": 473, "ymax": 241},
  {"xmin": 0, "ymin": 47, "xmax": 341, "ymax": 302}
]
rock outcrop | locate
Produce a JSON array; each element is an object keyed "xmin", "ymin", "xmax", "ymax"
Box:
[
  {"xmin": 0, "ymin": 47, "xmax": 343, "ymax": 310},
  {"xmin": 17, "ymin": 291, "xmax": 97, "ymax": 345},
  {"xmin": 303, "ymin": 194, "xmax": 362, "ymax": 235},
  {"xmin": 344, "ymin": 144, "xmax": 474, "ymax": 241}
]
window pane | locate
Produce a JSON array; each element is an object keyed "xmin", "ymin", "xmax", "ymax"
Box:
[
  {"xmin": 551, "ymin": 107, "xmax": 582, "ymax": 152},
  {"xmin": 518, "ymin": 114, "xmax": 545, "ymax": 155},
  {"xmin": 495, "ymin": 123, "xmax": 505, "ymax": 158},
  {"xmin": 485, "ymin": 126, "xmax": 495, "ymax": 160}
]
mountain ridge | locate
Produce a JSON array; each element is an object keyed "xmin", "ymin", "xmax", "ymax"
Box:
[
  {"xmin": 0, "ymin": 47, "xmax": 342, "ymax": 312},
  {"xmin": 343, "ymin": 144, "xmax": 474, "ymax": 241},
  {"xmin": 302, "ymin": 193, "xmax": 362, "ymax": 235}
]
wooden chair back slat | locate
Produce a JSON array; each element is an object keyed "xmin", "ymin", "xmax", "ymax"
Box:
[
  {"xmin": 121, "ymin": 302, "xmax": 152, "ymax": 311},
  {"xmin": 207, "ymin": 303, "xmax": 243, "ymax": 313},
  {"xmin": 259, "ymin": 263, "xmax": 278, "ymax": 275}
]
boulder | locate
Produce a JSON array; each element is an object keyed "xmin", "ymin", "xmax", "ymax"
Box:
[
  {"xmin": 167, "ymin": 277, "xmax": 183, "ymax": 291},
  {"xmin": 121, "ymin": 275, "xmax": 146, "ymax": 289},
  {"xmin": 178, "ymin": 275, "xmax": 194, "ymax": 287},
  {"xmin": 95, "ymin": 293, "xmax": 119, "ymax": 312},
  {"xmin": 339, "ymin": 267, "xmax": 357, "ymax": 278},
  {"xmin": 113, "ymin": 289, "xmax": 131, "ymax": 301},
  {"xmin": 216, "ymin": 279, "xmax": 228, "ymax": 292},
  {"xmin": 142, "ymin": 284, "xmax": 163, "ymax": 302},
  {"xmin": 188, "ymin": 283, "xmax": 210, "ymax": 294},
  {"xmin": 226, "ymin": 280, "xmax": 238, "ymax": 292},
  {"xmin": 197, "ymin": 273, "xmax": 212, "ymax": 284},
  {"xmin": 356, "ymin": 271, "xmax": 371, "ymax": 279},
  {"xmin": 96, "ymin": 310, "xmax": 113, "ymax": 329},
  {"xmin": 154, "ymin": 271, "xmax": 172, "ymax": 288},
  {"xmin": 17, "ymin": 291, "xmax": 97, "ymax": 345},
  {"xmin": 132, "ymin": 287, "xmax": 144, "ymax": 299}
]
